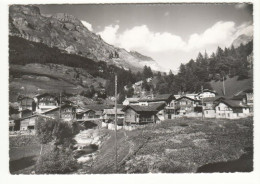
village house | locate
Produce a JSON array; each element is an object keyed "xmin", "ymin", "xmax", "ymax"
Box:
[
  {"xmin": 122, "ymin": 103, "xmax": 166, "ymax": 125},
  {"xmin": 215, "ymin": 100, "xmax": 250, "ymax": 119},
  {"xmin": 43, "ymin": 104, "xmax": 77, "ymax": 121},
  {"xmin": 76, "ymin": 109, "xmax": 96, "ymax": 121},
  {"xmin": 197, "ymin": 89, "xmax": 217, "ymax": 99},
  {"xmin": 122, "ymin": 97, "xmax": 140, "ymax": 106},
  {"xmin": 202, "ymin": 97, "xmax": 218, "ymax": 118},
  {"xmin": 174, "ymin": 93, "xmax": 198, "ymax": 100},
  {"xmin": 20, "ymin": 114, "xmax": 38, "ymax": 130},
  {"xmin": 18, "ymin": 96, "xmax": 36, "ymax": 111},
  {"xmin": 232, "ymin": 89, "xmax": 253, "ymax": 113},
  {"xmin": 138, "ymin": 94, "xmax": 174, "ymax": 105},
  {"xmin": 84, "ymin": 104, "xmax": 113, "ymax": 119},
  {"xmin": 19, "ymin": 114, "xmax": 54, "ymax": 130},
  {"xmin": 34, "ymin": 93, "xmax": 59, "ymax": 113},
  {"xmin": 174, "ymin": 96, "xmax": 201, "ymax": 116},
  {"xmin": 103, "ymin": 108, "xmax": 125, "ymax": 120}
]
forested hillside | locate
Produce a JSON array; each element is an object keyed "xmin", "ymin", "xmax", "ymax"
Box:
[{"xmin": 151, "ymin": 41, "xmax": 253, "ymax": 94}]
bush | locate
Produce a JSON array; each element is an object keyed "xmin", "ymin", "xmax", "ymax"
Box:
[{"xmin": 35, "ymin": 148, "xmax": 79, "ymax": 174}]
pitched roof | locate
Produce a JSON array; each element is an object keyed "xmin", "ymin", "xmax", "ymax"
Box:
[
  {"xmin": 103, "ymin": 108, "xmax": 124, "ymax": 115},
  {"xmin": 139, "ymin": 94, "xmax": 174, "ymax": 102},
  {"xmin": 35, "ymin": 93, "xmax": 57, "ymax": 99},
  {"xmin": 42, "ymin": 104, "xmax": 76, "ymax": 114},
  {"xmin": 124, "ymin": 97, "xmax": 140, "ymax": 102},
  {"xmin": 202, "ymin": 96, "xmax": 225, "ymax": 102},
  {"xmin": 175, "ymin": 96, "xmax": 199, "ymax": 102},
  {"xmin": 20, "ymin": 114, "xmax": 54, "ymax": 121},
  {"xmin": 198, "ymin": 89, "xmax": 217, "ymax": 95},
  {"xmin": 76, "ymin": 109, "xmax": 95, "ymax": 115},
  {"xmin": 216, "ymin": 100, "xmax": 248, "ymax": 108},
  {"xmin": 84, "ymin": 104, "xmax": 113, "ymax": 111},
  {"xmin": 18, "ymin": 96, "xmax": 34, "ymax": 102},
  {"xmin": 122, "ymin": 103, "xmax": 166, "ymax": 113}
]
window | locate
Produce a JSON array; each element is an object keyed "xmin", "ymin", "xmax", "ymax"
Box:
[{"xmin": 218, "ymin": 107, "xmax": 220, "ymax": 111}]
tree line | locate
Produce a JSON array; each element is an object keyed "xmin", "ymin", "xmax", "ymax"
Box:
[{"xmin": 151, "ymin": 41, "xmax": 253, "ymax": 94}]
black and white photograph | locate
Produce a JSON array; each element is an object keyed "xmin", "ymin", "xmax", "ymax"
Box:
[{"xmin": 1, "ymin": 0, "xmax": 260, "ymax": 182}]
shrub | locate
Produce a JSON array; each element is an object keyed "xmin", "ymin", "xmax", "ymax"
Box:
[{"xmin": 35, "ymin": 148, "xmax": 79, "ymax": 174}]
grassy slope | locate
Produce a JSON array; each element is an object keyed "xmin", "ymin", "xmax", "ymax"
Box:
[
  {"xmin": 210, "ymin": 71, "xmax": 253, "ymax": 96},
  {"xmin": 9, "ymin": 135, "xmax": 52, "ymax": 174},
  {"xmin": 9, "ymin": 64, "xmax": 106, "ymax": 102},
  {"xmin": 87, "ymin": 117, "xmax": 253, "ymax": 173}
]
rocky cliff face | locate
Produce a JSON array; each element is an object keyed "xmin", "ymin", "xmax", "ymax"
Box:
[
  {"xmin": 232, "ymin": 34, "xmax": 253, "ymax": 48},
  {"xmin": 9, "ymin": 5, "xmax": 163, "ymax": 71}
]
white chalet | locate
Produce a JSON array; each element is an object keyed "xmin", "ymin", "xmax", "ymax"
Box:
[
  {"xmin": 198, "ymin": 89, "xmax": 217, "ymax": 99},
  {"xmin": 215, "ymin": 100, "xmax": 250, "ymax": 119}
]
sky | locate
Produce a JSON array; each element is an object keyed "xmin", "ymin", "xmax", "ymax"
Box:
[{"xmin": 38, "ymin": 3, "xmax": 253, "ymax": 72}]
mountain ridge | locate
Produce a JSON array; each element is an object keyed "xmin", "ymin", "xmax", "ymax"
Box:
[
  {"xmin": 9, "ymin": 5, "xmax": 164, "ymax": 72},
  {"xmin": 232, "ymin": 34, "xmax": 253, "ymax": 48}
]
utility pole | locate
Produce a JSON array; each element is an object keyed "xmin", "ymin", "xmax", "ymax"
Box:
[
  {"xmin": 59, "ymin": 92, "xmax": 62, "ymax": 119},
  {"xmin": 201, "ymin": 85, "xmax": 204, "ymax": 120},
  {"xmin": 114, "ymin": 75, "xmax": 118, "ymax": 172},
  {"xmin": 223, "ymin": 76, "xmax": 226, "ymax": 96}
]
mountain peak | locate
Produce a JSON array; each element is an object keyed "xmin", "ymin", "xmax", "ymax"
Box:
[{"xmin": 52, "ymin": 13, "xmax": 82, "ymax": 25}]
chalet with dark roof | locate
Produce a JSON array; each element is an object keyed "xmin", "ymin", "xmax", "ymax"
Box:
[
  {"xmin": 43, "ymin": 104, "xmax": 77, "ymax": 121},
  {"xmin": 215, "ymin": 99, "xmax": 250, "ymax": 119},
  {"xmin": 197, "ymin": 89, "xmax": 217, "ymax": 99},
  {"xmin": 19, "ymin": 114, "xmax": 54, "ymax": 130},
  {"xmin": 122, "ymin": 103, "xmax": 166, "ymax": 124},
  {"xmin": 18, "ymin": 96, "xmax": 36, "ymax": 111},
  {"xmin": 174, "ymin": 96, "xmax": 201, "ymax": 115},
  {"xmin": 138, "ymin": 94, "xmax": 174, "ymax": 104},
  {"xmin": 34, "ymin": 93, "xmax": 59, "ymax": 113},
  {"xmin": 76, "ymin": 109, "xmax": 96, "ymax": 121},
  {"xmin": 103, "ymin": 108, "xmax": 125, "ymax": 120}
]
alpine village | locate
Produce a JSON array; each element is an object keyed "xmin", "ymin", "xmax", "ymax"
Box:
[{"xmin": 9, "ymin": 5, "xmax": 254, "ymax": 174}]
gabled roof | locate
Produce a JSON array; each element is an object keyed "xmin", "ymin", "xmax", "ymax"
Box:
[
  {"xmin": 175, "ymin": 96, "xmax": 199, "ymax": 102},
  {"xmin": 19, "ymin": 108, "xmax": 33, "ymax": 113},
  {"xmin": 216, "ymin": 100, "xmax": 248, "ymax": 108},
  {"xmin": 122, "ymin": 103, "xmax": 166, "ymax": 113},
  {"xmin": 124, "ymin": 97, "xmax": 140, "ymax": 102},
  {"xmin": 203, "ymin": 96, "xmax": 225, "ymax": 102},
  {"xmin": 18, "ymin": 96, "xmax": 34, "ymax": 101},
  {"xmin": 42, "ymin": 104, "xmax": 76, "ymax": 114},
  {"xmin": 76, "ymin": 109, "xmax": 95, "ymax": 115},
  {"xmin": 198, "ymin": 89, "xmax": 217, "ymax": 95},
  {"xmin": 84, "ymin": 104, "xmax": 113, "ymax": 111},
  {"xmin": 139, "ymin": 94, "xmax": 174, "ymax": 102},
  {"xmin": 20, "ymin": 114, "xmax": 54, "ymax": 121},
  {"xmin": 103, "ymin": 108, "xmax": 124, "ymax": 115},
  {"xmin": 35, "ymin": 93, "xmax": 57, "ymax": 99},
  {"xmin": 231, "ymin": 95, "xmax": 245, "ymax": 100}
]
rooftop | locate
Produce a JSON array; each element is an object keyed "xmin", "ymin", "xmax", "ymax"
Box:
[
  {"xmin": 139, "ymin": 94, "xmax": 173, "ymax": 102},
  {"xmin": 122, "ymin": 103, "xmax": 166, "ymax": 113},
  {"xmin": 103, "ymin": 108, "xmax": 124, "ymax": 115},
  {"xmin": 217, "ymin": 99, "xmax": 248, "ymax": 108}
]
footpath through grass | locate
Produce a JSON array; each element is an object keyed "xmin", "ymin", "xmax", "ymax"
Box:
[{"xmin": 91, "ymin": 117, "xmax": 253, "ymax": 173}]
